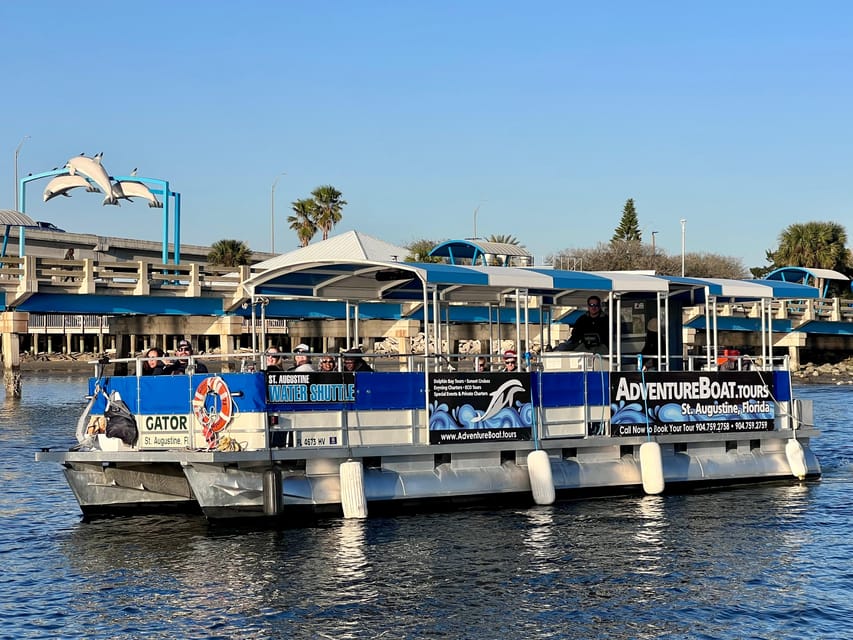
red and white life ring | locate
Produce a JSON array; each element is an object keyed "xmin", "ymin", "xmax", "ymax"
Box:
[{"xmin": 192, "ymin": 377, "xmax": 234, "ymax": 447}]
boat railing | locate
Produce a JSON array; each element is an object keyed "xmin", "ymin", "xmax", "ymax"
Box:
[{"xmin": 682, "ymin": 353, "xmax": 789, "ymax": 372}]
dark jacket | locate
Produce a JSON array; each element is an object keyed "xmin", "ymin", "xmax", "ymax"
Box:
[
  {"xmin": 555, "ymin": 313, "xmax": 609, "ymax": 351},
  {"xmin": 164, "ymin": 359, "xmax": 209, "ymax": 375},
  {"xmin": 142, "ymin": 362, "xmax": 165, "ymax": 376}
]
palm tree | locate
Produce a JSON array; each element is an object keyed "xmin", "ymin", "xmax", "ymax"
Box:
[
  {"xmin": 311, "ymin": 185, "xmax": 347, "ymax": 241},
  {"xmin": 287, "ymin": 199, "xmax": 318, "ymax": 247},
  {"xmin": 770, "ymin": 221, "xmax": 850, "ymax": 271},
  {"xmin": 207, "ymin": 239, "xmax": 253, "ymax": 267},
  {"xmin": 404, "ymin": 238, "xmax": 444, "ymax": 263},
  {"xmin": 486, "ymin": 233, "xmax": 523, "ymax": 246}
]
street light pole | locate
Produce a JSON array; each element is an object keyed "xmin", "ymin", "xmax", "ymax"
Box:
[
  {"xmin": 270, "ymin": 172, "xmax": 285, "ymax": 254},
  {"xmin": 680, "ymin": 219, "xmax": 687, "ymax": 276},
  {"xmin": 14, "ymin": 135, "xmax": 30, "ymax": 211},
  {"xmin": 473, "ymin": 204, "xmax": 482, "ymax": 238},
  {"xmin": 651, "ymin": 230, "xmax": 658, "ymax": 268}
]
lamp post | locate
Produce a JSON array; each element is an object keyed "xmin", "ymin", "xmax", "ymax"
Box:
[
  {"xmin": 270, "ymin": 172, "xmax": 285, "ymax": 254},
  {"xmin": 680, "ymin": 218, "xmax": 686, "ymax": 276},
  {"xmin": 14, "ymin": 135, "xmax": 30, "ymax": 211},
  {"xmin": 651, "ymin": 230, "xmax": 658, "ymax": 269},
  {"xmin": 473, "ymin": 204, "xmax": 482, "ymax": 238}
]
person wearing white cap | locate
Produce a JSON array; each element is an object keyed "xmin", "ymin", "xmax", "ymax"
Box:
[{"xmin": 287, "ymin": 343, "xmax": 315, "ymax": 372}]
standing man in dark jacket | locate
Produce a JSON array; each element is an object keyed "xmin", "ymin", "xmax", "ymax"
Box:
[{"xmin": 555, "ymin": 296, "xmax": 609, "ymax": 352}]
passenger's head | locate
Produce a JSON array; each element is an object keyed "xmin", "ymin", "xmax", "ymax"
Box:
[
  {"xmin": 266, "ymin": 347, "xmax": 282, "ymax": 367},
  {"xmin": 475, "ymin": 357, "xmax": 489, "ymax": 372},
  {"xmin": 343, "ymin": 348, "xmax": 363, "ymax": 371},
  {"xmin": 145, "ymin": 347, "xmax": 164, "ymax": 366},
  {"xmin": 319, "ymin": 356, "xmax": 336, "ymax": 371},
  {"xmin": 176, "ymin": 340, "xmax": 193, "ymax": 358},
  {"xmin": 587, "ymin": 296, "xmax": 602, "ymax": 317},
  {"xmin": 503, "ymin": 350, "xmax": 517, "ymax": 371},
  {"xmin": 293, "ymin": 343, "xmax": 311, "ymax": 365}
]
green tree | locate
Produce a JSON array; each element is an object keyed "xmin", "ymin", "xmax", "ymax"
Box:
[
  {"xmin": 766, "ymin": 221, "xmax": 850, "ymax": 271},
  {"xmin": 287, "ymin": 199, "xmax": 318, "ymax": 247},
  {"xmin": 404, "ymin": 238, "xmax": 445, "ymax": 263},
  {"xmin": 311, "ymin": 185, "xmax": 347, "ymax": 241},
  {"xmin": 207, "ymin": 239, "xmax": 253, "ymax": 267},
  {"xmin": 612, "ymin": 198, "xmax": 642, "ymax": 243}
]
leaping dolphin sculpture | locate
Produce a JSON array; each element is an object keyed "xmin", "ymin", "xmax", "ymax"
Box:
[
  {"xmin": 114, "ymin": 180, "xmax": 163, "ymax": 208},
  {"xmin": 43, "ymin": 174, "xmax": 100, "ymax": 202},
  {"xmin": 65, "ymin": 153, "xmax": 117, "ymax": 205}
]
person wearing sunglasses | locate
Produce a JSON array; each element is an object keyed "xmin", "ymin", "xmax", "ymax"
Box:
[
  {"xmin": 554, "ymin": 295, "xmax": 609, "ymax": 352},
  {"xmin": 501, "ymin": 350, "xmax": 519, "ymax": 372},
  {"xmin": 265, "ymin": 347, "xmax": 284, "ymax": 371},
  {"xmin": 318, "ymin": 356, "xmax": 337, "ymax": 372},
  {"xmin": 164, "ymin": 339, "xmax": 208, "ymax": 375}
]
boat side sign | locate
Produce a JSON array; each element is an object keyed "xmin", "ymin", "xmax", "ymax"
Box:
[
  {"xmin": 265, "ymin": 372, "xmax": 356, "ymax": 404},
  {"xmin": 429, "ymin": 372, "xmax": 533, "ymax": 444},
  {"xmin": 610, "ymin": 371, "xmax": 775, "ymax": 437}
]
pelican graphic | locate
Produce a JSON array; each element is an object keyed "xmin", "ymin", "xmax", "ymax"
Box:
[
  {"xmin": 470, "ymin": 379, "xmax": 525, "ymax": 423},
  {"xmin": 114, "ymin": 180, "xmax": 163, "ymax": 208},
  {"xmin": 43, "ymin": 174, "xmax": 100, "ymax": 202},
  {"xmin": 65, "ymin": 153, "xmax": 117, "ymax": 205}
]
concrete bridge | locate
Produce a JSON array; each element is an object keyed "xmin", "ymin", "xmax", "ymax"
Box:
[{"xmin": 3, "ymin": 247, "xmax": 853, "ymax": 397}]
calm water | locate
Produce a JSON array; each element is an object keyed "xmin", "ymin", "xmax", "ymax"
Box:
[{"xmin": 1, "ymin": 375, "xmax": 852, "ymax": 640}]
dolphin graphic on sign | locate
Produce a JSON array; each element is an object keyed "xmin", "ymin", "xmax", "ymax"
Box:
[{"xmin": 471, "ymin": 379, "xmax": 525, "ymax": 423}]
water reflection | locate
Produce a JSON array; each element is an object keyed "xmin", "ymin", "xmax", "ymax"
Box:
[
  {"xmin": 633, "ymin": 495, "xmax": 668, "ymax": 577},
  {"xmin": 521, "ymin": 506, "xmax": 558, "ymax": 571}
]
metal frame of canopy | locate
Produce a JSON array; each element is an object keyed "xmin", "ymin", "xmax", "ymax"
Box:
[{"xmin": 243, "ymin": 260, "xmax": 822, "ymax": 374}]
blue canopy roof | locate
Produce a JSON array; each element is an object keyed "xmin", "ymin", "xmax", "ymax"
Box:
[{"xmin": 244, "ymin": 259, "xmax": 821, "ymax": 306}]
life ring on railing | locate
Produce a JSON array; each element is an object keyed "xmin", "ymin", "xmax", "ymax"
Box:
[{"xmin": 192, "ymin": 377, "xmax": 234, "ymax": 447}]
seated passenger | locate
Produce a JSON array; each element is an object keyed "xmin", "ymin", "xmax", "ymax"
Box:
[
  {"xmin": 163, "ymin": 340, "xmax": 209, "ymax": 375},
  {"xmin": 343, "ymin": 347, "xmax": 373, "ymax": 372},
  {"xmin": 287, "ymin": 343, "xmax": 315, "ymax": 372},
  {"xmin": 265, "ymin": 347, "xmax": 284, "ymax": 371},
  {"xmin": 318, "ymin": 355, "xmax": 338, "ymax": 372},
  {"xmin": 142, "ymin": 347, "xmax": 165, "ymax": 376},
  {"xmin": 554, "ymin": 296, "xmax": 609, "ymax": 353},
  {"xmin": 474, "ymin": 356, "xmax": 490, "ymax": 372},
  {"xmin": 501, "ymin": 350, "xmax": 519, "ymax": 372}
]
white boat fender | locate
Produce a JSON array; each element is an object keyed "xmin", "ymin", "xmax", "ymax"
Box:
[
  {"xmin": 340, "ymin": 460, "xmax": 368, "ymax": 519},
  {"xmin": 263, "ymin": 468, "xmax": 283, "ymax": 516},
  {"xmin": 785, "ymin": 438, "xmax": 808, "ymax": 481},
  {"xmin": 639, "ymin": 441, "xmax": 665, "ymax": 495},
  {"xmin": 527, "ymin": 450, "xmax": 555, "ymax": 505}
]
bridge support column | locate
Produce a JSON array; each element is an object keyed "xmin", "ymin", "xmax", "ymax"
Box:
[
  {"xmin": 1, "ymin": 312, "xmax": 28, "ymax": 398},
  {"xmin": 774, "ymin": 331, "xmax": 807, "ymax": 372}
]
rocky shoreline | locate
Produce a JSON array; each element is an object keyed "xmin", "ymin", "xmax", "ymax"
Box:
[
  {"xmin": 12, "ymin": 352, "xmax": 853, "ymax": 385},
  {"xmin": 793, "ymin": 356, "xmax": 853, "ymax": 385}
]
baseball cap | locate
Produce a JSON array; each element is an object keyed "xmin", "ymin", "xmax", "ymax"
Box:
[
  {"xmin": 294, "ymin": 343, "xmax": 310, "ymax": 353},
  {"xmin": 178, "ymin": 340, "xmax": 192, "ymax": 351},
  {"xmin": 503, "ymin": 349, "xmax": 517, "ymax": 359}
]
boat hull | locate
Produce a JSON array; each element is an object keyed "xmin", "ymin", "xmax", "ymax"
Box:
[{"xmin": 42, "ymin": 430, "xmax": 820, "ymax": 521}]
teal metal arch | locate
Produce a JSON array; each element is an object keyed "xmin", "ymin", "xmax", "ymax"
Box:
[
  {"xmin": 14, "ymin": 168, "xmax": 181, "ymax": 264},
  {"xmin": 765, "ymin": 266, "xmax": 850, "ymax": 297}
]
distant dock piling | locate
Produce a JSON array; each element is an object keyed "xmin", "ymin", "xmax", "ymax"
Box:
[{"xmin": 1, "ymin": 312, "xmax": 27, "ymax": 397}]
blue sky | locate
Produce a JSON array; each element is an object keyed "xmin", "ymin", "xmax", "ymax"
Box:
[{"xmin": 1, "ymin": 1, "xmax": 851, "ymax": 269}]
